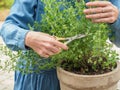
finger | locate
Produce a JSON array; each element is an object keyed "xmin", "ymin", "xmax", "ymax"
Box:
[
  {"xmin": 42, "ymin": 49, "xmax": 55, "ymax": 56},
  {"xmin": 40, "ymin": 46, "xmax": 61, "ymax": 57},
  {"xmin": 33, "ymin": 47, "xmax": 49, "ymax": 58},
  {"xmin": 84, "ymin": 6, "xmax": 112, "ymax": 15},
  {"xmin": 51, "ymin": 40, "xmax": 68, "ymax": 50},
  {"xmin": 41, "ymin": 42, "xmax": 62, "ymax": 53},
  {"xmin": 53, "ymin": 40, "xmax": 68, "ymax": 50},
  {"xmin": 92, "ymin": 17, "xmax": 115, "ymax": 23},
  {"xmin": 86, "ymin": 12, "xmax": 113, "ymax": 19},
  {"xmin": 86, "ymin": 1, "xmax": 111, "ymax": 7},
  {"xmin": 48, "ymin": 46, "xmax": 62, "ymax": 54},
  {"xmin": 40, "ymin": 45, "xmax": 61, "ymax": 56}
]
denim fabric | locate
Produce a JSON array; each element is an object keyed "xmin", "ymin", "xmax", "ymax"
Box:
[
  {"xmin": 14, "ymin": 69, "xmax": 60, "ymax": 90},
  {"xmin": 0, "ymin": 0, "xmax": 120, "ymax": 90}
]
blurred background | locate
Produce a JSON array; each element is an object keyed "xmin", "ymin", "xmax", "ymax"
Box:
[
  {"xmin": 0, "ymin": 0, "xmax": 14, "ymax": 21},
  {"xmin": 0, "ymin": 0, "xmax": 14, "ymax": 9},
  {"xmin": 0, "ymin": 1, "xmax": 14, "ymax": 90}
]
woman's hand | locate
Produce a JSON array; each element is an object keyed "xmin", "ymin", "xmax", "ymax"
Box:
[
  {"xmin": 25, "ymin": 31, "xmax": 68, "ymax": 58},
  {"xmin": 84, "ymin": 1, "xmax": 119, "ymax": 23}
]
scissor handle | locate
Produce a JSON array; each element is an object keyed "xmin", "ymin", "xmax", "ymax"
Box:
[{"xmin": 54, "ymin": 36, "xmax": 66, "ymax": 41}]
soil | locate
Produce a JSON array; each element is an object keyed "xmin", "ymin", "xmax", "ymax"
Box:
[{"xmin": 60, "ymin": 58, "xmax": 117, "ymax": 75}]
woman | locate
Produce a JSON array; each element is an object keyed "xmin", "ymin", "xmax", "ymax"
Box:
[{"xmin": 0, "ymin": 0, "xmax": 120, "ymax": 90}]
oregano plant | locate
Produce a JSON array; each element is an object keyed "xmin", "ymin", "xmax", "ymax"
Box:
[{"xmin": 0, "ymin": 0, "xmax": 119, "ymax": 74}]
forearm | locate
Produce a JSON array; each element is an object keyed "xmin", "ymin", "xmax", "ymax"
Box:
[
  {"xmin": 0, "ymin": 0, "xmax": 37, "ymax": 51},
  {"xmin": 1, "ymin": 22, "xmax": 29, "ymax": 51}
]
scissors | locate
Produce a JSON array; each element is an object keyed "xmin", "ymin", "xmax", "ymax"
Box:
[{"xmin": 55, "ymin": 34, "xmax": 86, "ymax": 44}]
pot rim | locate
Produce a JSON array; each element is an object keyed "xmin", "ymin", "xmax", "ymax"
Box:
[{"xmin": 57, "ymin": 61, "xmax": 120, "ymax": 78}]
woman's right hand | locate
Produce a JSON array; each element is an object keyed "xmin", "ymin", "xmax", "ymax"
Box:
[{"xmin": 25, "ymin": 31, "xmax": 68, "ymax": 58}]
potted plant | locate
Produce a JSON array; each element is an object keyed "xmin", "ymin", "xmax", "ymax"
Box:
[
  {"xmin": 1, "ymin": 0, "xmax": 120, "ymax": 90},
  {"xmin": 37, "ymin": 0, "xmax": 120, "ymax": 90}
]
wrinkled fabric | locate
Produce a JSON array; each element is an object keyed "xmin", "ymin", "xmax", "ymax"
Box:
[
  {"xmin": 14, "ymin": 69, "xmax": 60, "ymax": 90},
  {"xmin": 0, "ymin": 0, "xmax": 120, "ymax": 90}
]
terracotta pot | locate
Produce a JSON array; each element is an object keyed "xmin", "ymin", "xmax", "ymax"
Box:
[{"xmin": 57, "ymin": 62, "xmax": 120, "ymax": 90}]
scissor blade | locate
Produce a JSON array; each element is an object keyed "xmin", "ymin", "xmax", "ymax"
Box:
[
  {"xmin": 65, "ymin": 34, "xmax": 86, "ymax": 44},
  {"xmin": 75, "ymin": 34, "xmax": 86, "ymax": 39},
  {"xmin": 66, "ymin": 34, "xmax": 86, "ymax": 40}
]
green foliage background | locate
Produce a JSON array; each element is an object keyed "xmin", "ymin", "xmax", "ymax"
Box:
[{"xmin": 0, "ymin": 0, "xmax": 14, "ymax": 9}]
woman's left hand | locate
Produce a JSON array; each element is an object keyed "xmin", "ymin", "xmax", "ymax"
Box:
[{"xmin": 84, "ymin": 1, "xmax": 119, "ymax": 23}]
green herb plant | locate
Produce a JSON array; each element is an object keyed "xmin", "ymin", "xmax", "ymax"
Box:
[{"xmin": 0, "ymin": 0, "xmax": 119, "ymax": 74}]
